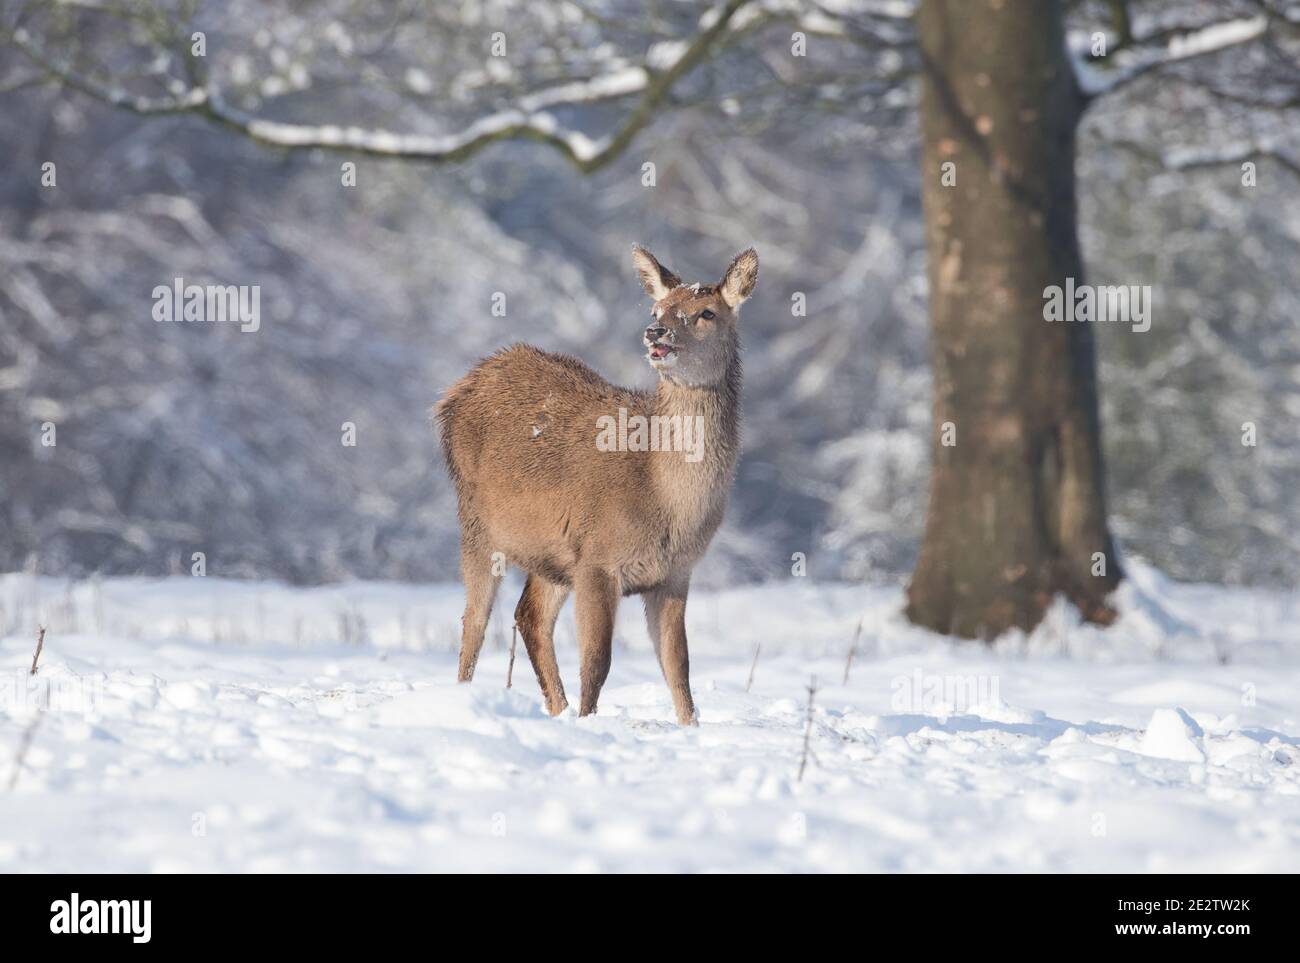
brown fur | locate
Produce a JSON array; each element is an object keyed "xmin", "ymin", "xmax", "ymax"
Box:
[{"xmin": 436, "ymin": 246, "xmax": 758, "ymax": 724}]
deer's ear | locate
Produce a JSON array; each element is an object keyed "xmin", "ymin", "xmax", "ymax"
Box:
[
  {"xmin": 719, "ymin": 248, "xmax": 759, "ymax": 308},
  {"xmin": 632, "ymin": 245, "xmax": 681, "ymax": 300}
]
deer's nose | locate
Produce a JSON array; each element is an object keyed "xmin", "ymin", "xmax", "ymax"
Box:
[{"xmin": 645, "ymin": 325, "xmax": 668, "ymax": 342}]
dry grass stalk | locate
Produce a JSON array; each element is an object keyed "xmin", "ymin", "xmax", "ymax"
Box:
[
  {"xmin": 745, "ymin": 643, "xmax": 761, "ymax": 693},
  {"xmin": 842, "ymin": 617, "xmax": 863, "ymax": 685},
  {"xmin": 30, "ymin": 625, "xmax": 46, "ymax": 676},
  {"xmin": 506, "ymin": 623, "xmax": 518, "ymax": 689},
  {"xmin": 797, "ymin": 676, "xmax": 818, "ymax": 783}
]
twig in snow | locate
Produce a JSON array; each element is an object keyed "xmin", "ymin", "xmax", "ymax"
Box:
[
  {"xmin": 745, "ymin": 643, "xmax": 761, "ymax": 693},
  {"xmin": 507, "ymin": 623, "xmax": 518, "ymax": 689},
  {"xmin": 797, "ymin": 675, "xmax": 818, "ymax": 783},
  {"xmin": 30, "ymin": 625, "xmax": 45, "ymax": 676},
  {"xmin": 843, "ymin": 617, "xmax": 863, "ymax": 685}
]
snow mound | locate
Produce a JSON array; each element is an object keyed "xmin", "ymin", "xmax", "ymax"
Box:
[{"xmin": 1138, "ymin": 708, "xmax": 1206, "ymax": 762}]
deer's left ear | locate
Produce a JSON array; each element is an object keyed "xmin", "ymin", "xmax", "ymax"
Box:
[{"xmin": 719, "ymin": 248, "xmax": 759, "ymax": 308}]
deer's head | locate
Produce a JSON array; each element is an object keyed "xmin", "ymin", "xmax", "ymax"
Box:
[{"xmin": 633, "ymin": 245, "xmax": 758, "ymax": 387}]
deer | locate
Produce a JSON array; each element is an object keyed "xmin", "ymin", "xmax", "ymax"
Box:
[{"xmin": 436, "ymin": 245, "xmax": 758, "ymax": 725}]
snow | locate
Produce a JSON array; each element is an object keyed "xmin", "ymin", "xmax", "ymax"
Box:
[
  {"xmin": 2, "ymin": 562, "xmax": 1298, "ymax": 872},
  {"xmin": 1166, "ymin": 16, "xmax": 1267, "ymax": 60},
  {"xmin": 518, "ymin": 68, "xmax": 648, "ymax": 112},
  {"xmin": 1137, "ymin": 708, "xmax": 1205, "ymax": 763}
]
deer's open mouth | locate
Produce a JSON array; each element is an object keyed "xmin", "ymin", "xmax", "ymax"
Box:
[{"xmin": 648, "ymin": 343, "xmax": 677, "ymax": 361}]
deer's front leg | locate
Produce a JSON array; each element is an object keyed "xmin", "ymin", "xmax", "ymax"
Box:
[
  {"xmin": 575, "ymin": 568, "xmax": 618, "ymax": 717},
  {"xmin": 644, "ymin": 580, "xmax": 697, "ymax": 726}
]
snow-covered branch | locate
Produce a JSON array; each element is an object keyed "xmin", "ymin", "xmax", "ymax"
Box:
[
  {"xmin": 1073, "ymin": 14, "xmax": 1272, "ymax": 100},
  {"xmin": 8, "ymin": 0, "xmax": 765, "ymax": 172},
  {"xmin": 8, "ymin": 26, "xmax": 209, "ymax": 114},
  {"xmin": 1164, "ymin": 142, "xmax": 1300, "ymax": 179}
]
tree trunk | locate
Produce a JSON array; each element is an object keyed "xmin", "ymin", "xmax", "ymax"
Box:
[{"xmin": 906, "ymin": 0, "xmax": 1121, "ymax": 639}]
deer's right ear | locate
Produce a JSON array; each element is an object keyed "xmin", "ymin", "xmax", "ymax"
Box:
[
  {"xmin": 719, "ymin": 248, "xmax": 759, "ymax": 308},
  {"xmin": 632, "ymin": 245, "xmax": 681, "ymax": 300}
]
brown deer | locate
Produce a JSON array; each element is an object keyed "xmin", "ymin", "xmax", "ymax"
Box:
[{"xmin": 436, "ymin": 245, "xmax": 758, "ymax": 725}]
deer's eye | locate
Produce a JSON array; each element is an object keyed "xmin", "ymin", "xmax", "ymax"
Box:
[{"xmin": 700, "ymin": 310, "xmax": 715, "ymax": 321}]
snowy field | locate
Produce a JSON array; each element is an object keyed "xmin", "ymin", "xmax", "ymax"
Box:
[{"xmin": 1, "ymin": 563, "xmax": 1298, "ymax": 873}]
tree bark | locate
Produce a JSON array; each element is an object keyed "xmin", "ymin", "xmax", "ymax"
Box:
[{"xmin": 906, "ymin": 0, "xmax": 1121, "ymax": 639}]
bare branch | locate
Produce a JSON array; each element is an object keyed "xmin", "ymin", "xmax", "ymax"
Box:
[
  {"xmin": 1107, "ymin": 135, "xmax": 1300, "ymax": 180},
  {"xmin": 1166, "ymin": 143, "xmax": 1300, "ymax": 179},
  {"xmin": 9, "ymin": 26, "xmax": 209, "ymax": 114},
  {"xmin": 1178, "ymin": 74, "xmax": 1300, "ymax": 111},
  {"xmin": 0, "ymin": 72, "xmax": 46, "ymax": 94},
  {"xmin": 1106, "ymin": 0, "xmax": 1134, "ymax": 49}
]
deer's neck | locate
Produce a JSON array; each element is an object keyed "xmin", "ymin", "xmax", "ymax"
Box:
[{"xmin": 650, "ymin": 355, "xmax": 742, "ymax": 495}]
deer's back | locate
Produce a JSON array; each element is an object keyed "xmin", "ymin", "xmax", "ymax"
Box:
[
  {"xmin": 438, "ymin": 346, "xmax": 662, "ymax": 579},
  {"xmin": 440, "ymin": 343, "xmax": 646, "ymax": 481}
]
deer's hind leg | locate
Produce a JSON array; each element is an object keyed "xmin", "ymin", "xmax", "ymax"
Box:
[
  {"xmin": 456, "ymin": 527, "xmax": 501, "ymax": 682},
  {"xmin": 514, "ymin": 575, "xmax": 570, "ymax": 715},
  {"xmin": 575, "ymin": 568, "xmax": 619, "ymax": 717}
]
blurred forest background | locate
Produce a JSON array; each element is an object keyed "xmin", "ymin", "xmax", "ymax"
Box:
[{"xmin": 1, "ymin": 0, "xmax": 1296, "ymax": 589}]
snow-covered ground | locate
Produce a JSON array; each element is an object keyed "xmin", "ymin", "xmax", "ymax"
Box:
[{"xmin": 1, "ymin": 563, "xmax": 1297, "ymax": 873}]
